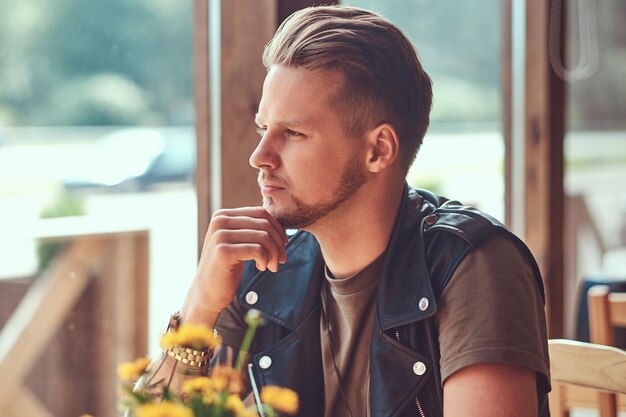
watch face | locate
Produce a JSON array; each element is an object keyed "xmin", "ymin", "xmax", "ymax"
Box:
[{"xmin": 168, "ymin": 312, "xmax": 181, "ymax": 331}]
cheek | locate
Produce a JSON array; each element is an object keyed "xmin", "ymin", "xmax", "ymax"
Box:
[
  {"xmin": 290, "ymin": 153, "xmax": 345, "ymax": 193},
  {"xmin": 283, "ymin": 149, "xmax": 323, "ymax": 180}
]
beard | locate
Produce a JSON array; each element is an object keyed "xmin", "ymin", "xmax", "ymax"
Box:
[{"xmin": 260, "ymin": 156, "xmax": 367, "ymax": 229}]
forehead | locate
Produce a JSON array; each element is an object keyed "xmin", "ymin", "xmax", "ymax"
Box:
[{"xmin": 256, "ymin": 65, "xmax": 344, "ymax": 126}]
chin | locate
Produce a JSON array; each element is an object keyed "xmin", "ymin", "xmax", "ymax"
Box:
[
  {"xmin": 263, "ymin": 200, "xmax": 289, "ymax": 220},
  {"xmin": 263, "ymin": 205, "xmax": 306, "ymax": 229}
]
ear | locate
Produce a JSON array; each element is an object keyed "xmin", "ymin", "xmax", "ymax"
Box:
[{"xmin": 365, "ymin": 123, "xmax": 400, "ymax": 173}]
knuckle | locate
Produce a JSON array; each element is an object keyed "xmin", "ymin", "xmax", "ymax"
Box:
[
  {"xmin": 212, "ymin": 229, "xmax": 228, "ymax": 243},
  {"xmin": 214, "ymin": 243, "xmax": 230, "ymax": 256},
  {"xmin": 210, "ymin": 214, "xmax": 227, "ymax": 228},
  {"xmin": 254, "ymin": 244, "xmax": 266, "ymax": 257}
]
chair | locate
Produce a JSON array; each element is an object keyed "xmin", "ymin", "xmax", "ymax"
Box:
[
  {"xmin": 589, "ymin": 284, "xmax": 626, "ymax": 347},
  {"xmin": 588, "ymin": 285, "xmax": 626, "ymax": 417},
  {"xmin": 549, "ymin": 339, "xmax": 626, "ymax": 417}
]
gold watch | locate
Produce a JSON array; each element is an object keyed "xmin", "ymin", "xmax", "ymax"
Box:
[{"xmin": 163, "ymin": 312, "xmax": 211, "ymax": 368}]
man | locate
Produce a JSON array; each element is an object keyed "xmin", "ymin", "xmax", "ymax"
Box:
[{"xmin": 145, "ymin": 5, "xmax": 550, "ymax": 417}]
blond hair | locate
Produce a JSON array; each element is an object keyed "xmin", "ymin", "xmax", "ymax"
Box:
[{"xmin": 263, "ymin": 6, "xmax": 432, "ymax": 171}]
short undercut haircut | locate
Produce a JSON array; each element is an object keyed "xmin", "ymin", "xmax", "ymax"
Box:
[{"xmin": 263, "ymin": 5, "xmax": 433, "ymax": 172}]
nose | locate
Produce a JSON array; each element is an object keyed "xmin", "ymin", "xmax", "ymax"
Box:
[{"xmin": 249, "ymin": 130, "xmax": 280, "ymax": 170}]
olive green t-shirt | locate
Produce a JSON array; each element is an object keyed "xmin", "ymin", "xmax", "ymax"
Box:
[
  {"xmin": 320, "ymin": 254, "xmax": 384, "ymax": 417},
  {"xmin": 436, "ymin": 233, "xmax": 550, "ymax": 387}
]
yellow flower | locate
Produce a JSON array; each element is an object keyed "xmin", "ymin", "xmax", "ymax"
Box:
[
  {"xmin": 201, "ymin": 390, "xmax": 220, "ymax": 405},
  {"xmin": 136, "ymin": 401, "xmax": 194, "ymax": 417},
  {"xmin": 160, "ymin": 324, "xmax": 221, "ymax": 350},
  {"xmin": 237, "ymin": 410, "xmax": 259, "ymax": 417},
  {"xmin": 159, "ymin": 331, "xmax": 178, "ymax": 348},
  {"xmin": 225, "ymin": 394, "xmax": 244, "ymax": 414},
  {"xmin": 261, "ymin": 386, "xmax": 299, "ymax": 415},
  {"xmin": 79, "ymin": 414, "xmax": 94, "ymax": 417},
  {"xmin": 117, "ymin": 357, "xmax": 151, "ymax": 382},
  {"xmin": 182, "ymin": 377, "xmax": 213, "ymax": 396},
  {"xmin": 211, "ymin": 366, "xmax": 243, "ymax": 394}
]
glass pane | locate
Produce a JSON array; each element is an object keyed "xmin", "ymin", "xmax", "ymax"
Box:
[
  {"xmin": 0, "ymin": 1, "xmax": 196, "ymax": 415},
  {"xmin": 563, "ymin": 0, "xmax": 626, "ymax": 340},
  {"xmin": 341, "ymin": 0, "xmax": 505, "ymax": 220}
]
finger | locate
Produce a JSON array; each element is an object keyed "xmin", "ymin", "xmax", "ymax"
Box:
[
  {"xmin": 215, "ymin": 215, "xmax": 287, "ymax": 264},
  {"xmin": 216, "ymin": 207, "xmax": 288, "ymax": 243},
  {"xmin": 216, "ymin": 243, "xmax": 270, "ymax": 271},
  {"xmin": 213, "ymin": 229, "xmax": 281, "ymax": 272},
  {"xmin": 210, "ymin": 207, "xmax": 288, "ymax": 265}
]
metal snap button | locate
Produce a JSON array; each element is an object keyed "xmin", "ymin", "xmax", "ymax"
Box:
[
  {"xmin": 413, "ymin": 361, "xmax": 426, "ymax": 376},
  {"xmin": 259, "ymin": 355, "xmax": 272, "ymax": 369},
  {"xmin": 246, "ymin": 291, "xmax": 259, "ymax": 305},
  {"xmin": 418, "ymin": 297, "xmax": 429, "ymax": 311},
  {"xmin": 425, "ymin": 214, "xmax": 438, "ymax": 227}
]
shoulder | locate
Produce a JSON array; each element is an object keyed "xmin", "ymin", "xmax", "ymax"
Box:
[
  {"xmin": 426, "ymin": 199, "xmax": 504, "ymax": 246},
  {"xmin": 420, "ymin": 200, "xmax": 505, "ymax": 297},
  {"xmin": 436, "ymin": 230, "xmax": 551, "ymax": 392},
  {"xmin": 418, "ymin": 197, "xmax": 543, "ymax": 302}
]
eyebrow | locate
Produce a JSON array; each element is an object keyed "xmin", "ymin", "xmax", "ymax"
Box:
[{"xmin": 254, "ymin": 113, "xmax": 313, "ymax": 129}]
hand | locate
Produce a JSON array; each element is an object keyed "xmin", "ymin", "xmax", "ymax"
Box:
[{"xmin": 181, "ymin": 207, "xmax": 288, "ymax": 326}]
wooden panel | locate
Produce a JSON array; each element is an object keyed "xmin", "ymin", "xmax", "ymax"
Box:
[
  {"xmin": 0, "ymin": 232, "xmax": 150, "ymax": 417},
  {"xmin": 589, "ymin": 285, "xmax": 615, "ymax": 345},
  {"xmin": 0, "ymin": 236, "xmax": 105, "ymax": 410},
  {"xmin": 610, "ymin": 293, "xmax": 626, "ymax": 328},
  {"xmin": 220, "ymin": 0, "xmax": 277, "ymax": 209},
  {"xmin": 588, "ymin": 285, "xmax": 620, "ymax": 416},
  {"xmin": 134, "ymin": 232, "xmax": 150, "ymax": 357},
  {"xmin": 551, "ymin": 385, "xmax": 626, "ymax": 411},
  {"xmin": 4, "ymin": 388, "xmax": 54, "ymax": 417},
  {"xmin": 194, "ymin": 0, "xmax": 211, "ymax": 257},
  {"xmin": 549, "ymin": 339, "xmax": 626, "ymax": 394},
  {"xmin": 0, "ymin": 277, "xmax": 32, "ymax": 326},
  {"xmin": 524, "ymin": 0, "xmax": 565, "ymax": 338},
  {"xmin": 502, "ymin": 0, "xmax": 512, "ymax": 228},
  {"xmin": 89, "ymin": 232, "xmax": 150, "ymax": 416}
]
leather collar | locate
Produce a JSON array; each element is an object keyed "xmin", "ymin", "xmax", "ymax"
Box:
[{"xmin": 238, "ymin": 183, "xmax": 437, "ymax": 331}]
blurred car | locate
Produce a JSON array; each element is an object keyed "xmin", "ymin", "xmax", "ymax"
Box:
[{"xmin": 63, "ymin": 127, "xmax": 195, "ymax": 192}]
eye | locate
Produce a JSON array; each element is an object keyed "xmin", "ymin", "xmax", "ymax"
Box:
[
  {"xmin": 286, "ymin": 129, "xmax": 302, "ymax": 137},
  {"xmin": 256, "ymin": 127, "xmax": 266, "ymax": 138}
]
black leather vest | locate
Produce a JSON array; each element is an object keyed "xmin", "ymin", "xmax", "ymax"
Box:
[{"xmin": 233, "ymin": 186, "xmax": 548, "ymax": 417}]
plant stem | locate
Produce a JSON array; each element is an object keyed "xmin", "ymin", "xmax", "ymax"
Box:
[{"xmin": 235, "ymin": 322, "xmax": 259, "ymax": 371}]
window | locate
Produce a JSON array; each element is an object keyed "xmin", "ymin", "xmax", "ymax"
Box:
[
  {"xmin": 342, "ymin": 0, "xmax": 505, "ymax": 219},
  {"xmin": 0, "ymin": 1, "xmax": 196, "ymax": 415},
  {"xmin": 561, "ymin": 0, "xmax": 626, "ymax": 338}
]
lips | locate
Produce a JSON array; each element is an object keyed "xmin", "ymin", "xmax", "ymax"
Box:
[
  {"xmin": 259, "ymin": 183, "xmax": 285, "ymax": 189},
  {"xmin": 260, "ymin": 182, "xmax": 284, "ymax": 192},
  {"xmin": 258, "ymin": 172, "xmax": 288, "ymax": 196},
  {"xmin": 258, "ymin": 173, "xmax": 286, "ymax": 189}
]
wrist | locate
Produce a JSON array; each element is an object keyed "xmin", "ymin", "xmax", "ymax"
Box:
[{"xmin": 180, "ymin": 298, "xmax": 223, "ymax": 328}]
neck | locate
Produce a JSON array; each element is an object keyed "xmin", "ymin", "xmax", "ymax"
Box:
[{"xmin": 306, "ymin": 180, "xmax": 404, "ymax": 279}]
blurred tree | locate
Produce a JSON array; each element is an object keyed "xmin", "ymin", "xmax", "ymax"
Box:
[
  {"xmin": 2, "ymin": 0, "xmax": 624, "ymax": 129},
  {"xmin": 345, "ymin": 0, "xmax": 501, "ymax": 123},
  {"xmin": 0, "ymin": 0, "xmax": 192, "ymax": 127},
  {"xmin": 346, "ymin": 0, "xmax": 626, "ymax": 129}
]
